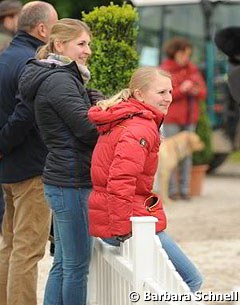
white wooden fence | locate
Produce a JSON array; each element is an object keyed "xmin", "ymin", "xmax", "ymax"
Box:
[{"xmin": 88, "ymin": 216, "xmax": 204, "ymax": 305}]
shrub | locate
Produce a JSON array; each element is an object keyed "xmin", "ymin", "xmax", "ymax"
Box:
[
  {"xmin": 193, "ymin": 102, "xmax": 213, "ymax": 165},
  {"xmin": 83, "ymin": 3, "xmax": 139, "ymax": 96}
]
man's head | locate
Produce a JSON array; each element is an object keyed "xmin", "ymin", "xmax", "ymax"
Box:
[
  {"xmin": 17, "ymin": 1, "xmax": 58, "ymax": 43},
  {"xmin": 0, "ymin": 0, "xmax": 22, "ymax": 33}
]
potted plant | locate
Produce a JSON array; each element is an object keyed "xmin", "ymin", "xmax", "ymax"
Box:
[{"xmin": 190, "ymin": 102, "xmax": 213, "ymax": 196}]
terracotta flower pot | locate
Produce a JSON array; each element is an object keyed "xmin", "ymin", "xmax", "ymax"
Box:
[{"xmin": 190, "ymin": 164, "xmax": 209, "ymax": 196}]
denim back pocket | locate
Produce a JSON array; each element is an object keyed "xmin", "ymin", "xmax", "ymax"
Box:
[{"xmin": 44, "ymin": 184, "xmax": 64, "ymax": 212}]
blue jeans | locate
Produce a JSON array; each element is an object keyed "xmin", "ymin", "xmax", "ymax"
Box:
[
  {"xmin": 103, "ymin": 231, "xmax": 202, "ymax": 293},
  {"xmin": 44, "ymin": 184, "xmax": 91, "ymax": 305},
  {"xmin": 163, "ymin": 124, "xmax": 196, "ymax": 196}
]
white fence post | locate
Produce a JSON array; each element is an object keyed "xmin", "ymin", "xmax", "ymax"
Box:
[{"xmin": 130, "ymin": 216, "xmax": 158, "ymax": 304}]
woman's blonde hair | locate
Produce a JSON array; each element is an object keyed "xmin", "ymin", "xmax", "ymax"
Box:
[
  {"xmin": 97, "ymin": 66, "xmax": 171, "ymax": 110},
  {"xmin": 36, "ymin": 18, "xmax": 91, "ymax": 59}
]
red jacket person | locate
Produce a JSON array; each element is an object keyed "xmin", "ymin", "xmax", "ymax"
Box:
[{"xmin": 88, "ymin": 66, "xmax": 203, "ymax": 293}]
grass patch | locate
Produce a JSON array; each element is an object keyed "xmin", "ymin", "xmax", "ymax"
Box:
[{"xmin": 228, "ymin": 151, "xmax": 240, "ymax": 163}]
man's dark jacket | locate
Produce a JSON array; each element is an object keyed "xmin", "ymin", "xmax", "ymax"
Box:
[
  {"xmin": 18, "ymin": 59, "xmax": 98, "ymax": 188},
  {"xmin": 0, "ymin": 31, "xmax": 46, "ymax": 183}
]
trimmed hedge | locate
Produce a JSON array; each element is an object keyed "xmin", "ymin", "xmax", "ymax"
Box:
[
  {"xmin": 193, "ymin": 102, "xmax": 213, "ymax": 165},
  {"xmin": 83, "ymin": 3, "xmax": 139, "ymax": 96}
]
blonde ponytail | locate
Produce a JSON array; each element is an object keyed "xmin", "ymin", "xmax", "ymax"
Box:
[
  {"xmin": 36, "ymin": 44, "xmax": 51, "ymax": 60},
  {"xmin": 97, "ymin": 88, "xmax": 131, "ymax": 110}
]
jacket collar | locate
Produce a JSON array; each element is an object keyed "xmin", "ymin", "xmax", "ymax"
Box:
[
  {"xmin": 11, "ymin": 30, "xmax": 44, "ymax": 50},
  {"xmin": 162, "ymin": 58, "xmax": 191, "ymax": 71}
]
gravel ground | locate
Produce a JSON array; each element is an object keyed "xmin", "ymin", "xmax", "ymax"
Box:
[
  {"xmin": 20, "ymin": 161, "xmax": 240, "ymax": 304},
  {"xmin": 165, "ymin": 161, "xmax": 240, "ymax": 304}
]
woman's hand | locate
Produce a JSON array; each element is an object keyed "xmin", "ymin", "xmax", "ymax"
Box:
[
  {"xmin": 180, "ymin": 80, "xmax": 194, "ymax": 93},
  {"xmin": 114, "ymin": 232, "xmax": 132, "ymax": 242}
]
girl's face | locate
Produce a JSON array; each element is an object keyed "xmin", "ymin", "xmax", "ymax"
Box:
[
  {"xmin": 58, "ymin": 31, "xmax": 92, "ymax": 65},
  {"xmin": 136, "ymin": 75, "xmax": 173, "ymax": 115},
  {"xmin": 175, "ymin": 47, "xmax": 192, "ymax": 66}
]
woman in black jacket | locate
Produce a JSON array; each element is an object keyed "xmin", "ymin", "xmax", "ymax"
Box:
[{"xmin": 19, "ymin": 19, "xmax": 98, "ymax": 305}]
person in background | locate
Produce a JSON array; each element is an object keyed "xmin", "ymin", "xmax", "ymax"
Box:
[
  {"xmin": 88, "ymin": 66, "xmax": 203, "ymax": 293},
  {"xmin": 17, "ymin": 18, "xmax": 98, "ymax": 305},
  {"xmin": 160, "ymin": 36, "xmax": 207, "ymax": 200},
  {"xmin": 0, "ymin": 0, "xmax": 22, "ymax": 233},
  {"xmin": 215, "ymin": 26, "xmax": 240, "ymax": 109},
  {"xmin": 0, "ymin": 2, "xmax": 58, "ymax": 305},
  {"xmin": 214, "ymin": 27, "xmax": 240, "ymax": 149},
  {"xmin": 0, "ymin": 0, "xmax": 22, "ymax": 53}
]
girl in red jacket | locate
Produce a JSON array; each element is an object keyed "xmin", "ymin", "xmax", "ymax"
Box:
[
  {"xmin": 88, "ymin": 66, "xmax": 202, "ymax": 293},
  {"xmin": 161, "ymin": 37, "xmax": 207, "ymax": 200}
]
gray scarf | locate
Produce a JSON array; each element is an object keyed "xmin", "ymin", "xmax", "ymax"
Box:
[{"xmin": 42, "ymin": 53, "xmax": 91, "ymax": 84}]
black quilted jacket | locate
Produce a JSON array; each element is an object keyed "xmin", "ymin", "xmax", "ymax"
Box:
[{"xmin": 19, "ymin": 59, "xmax": 98, "ymax": 188}]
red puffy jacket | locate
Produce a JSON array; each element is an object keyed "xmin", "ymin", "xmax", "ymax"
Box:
[
  {"xmin": 161, "ymin": 59, "xmax": 207, "ymax": 125},
  {"xmin": 88, "ymin": 98, "xmax": 167, "ymax": 238}
]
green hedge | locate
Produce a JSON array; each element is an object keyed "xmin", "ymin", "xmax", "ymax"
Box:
[
  {"xmin": 193, "ymin": 102, "xmax": 213, "ymax": 165},
  {"xmin": 83, "ymin": 3, "xmax": 139, "ymax": 96}
]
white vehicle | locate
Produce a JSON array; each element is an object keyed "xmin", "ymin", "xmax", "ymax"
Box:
[{"xmin": 131, "ymin": 0, "xmax": 240, "ymax": 170}]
